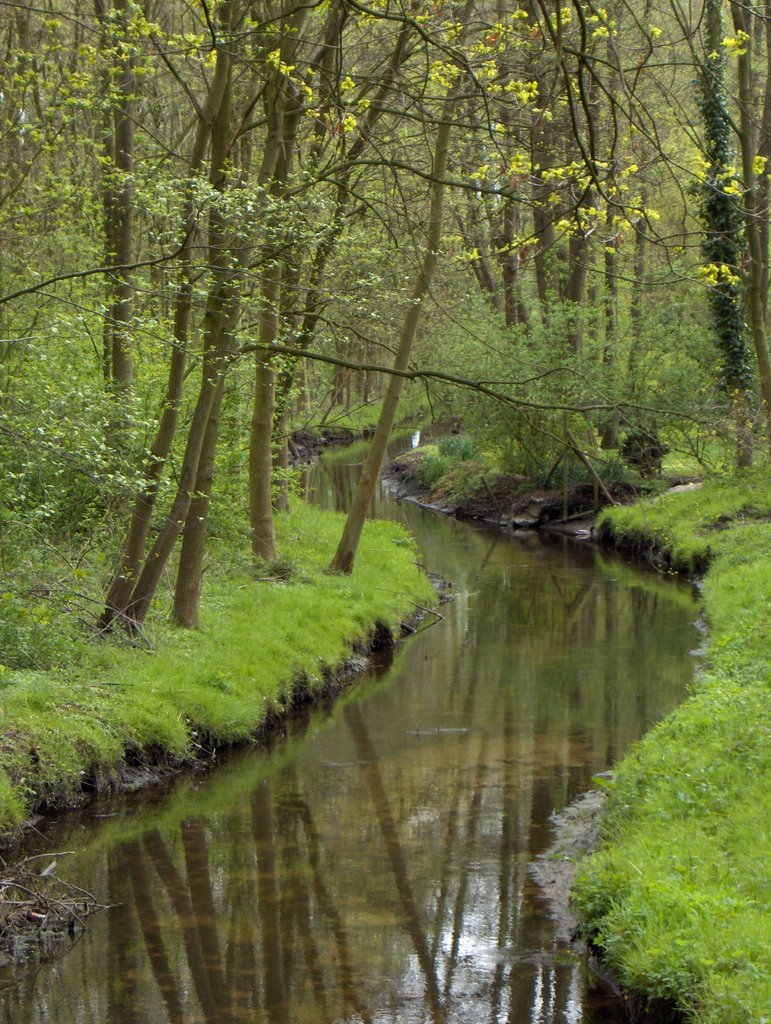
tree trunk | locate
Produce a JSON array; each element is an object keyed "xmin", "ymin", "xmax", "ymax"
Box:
[
  {"xmin": 98, "ymin": 0, "xmax": 135, "ymax": 396},
  {"xmin": 628, "ymin": 204, "xmax": 648, "ymax": 379},
  {"xmin": 731, "ymin": 0, "xmax": 771, "ymax": 451},
  {"xmin": 248, "ymin": 60, "xmax": 303, "ymax": 563},
  {"xmin": 125, "ymin": 294, "xmax": 237, "ymax": 626},
  {"xmin": 122, "ymin": 6, "xmax": 238, "ymax": 626},
  {"xmin": 109, "ymin": 0, "xmax": 135, "ymax": 391},
  {"xmin": 172, "ymin": 371, "xmax": 227, "ymax": 627},
  {"xmin": 250, "ymin": 258, "xmax": 281, "ymax": 562},
  {"xmin": 562, "ymin": 219, "xmax": 590, "ymax": 354},
  {"xmin": 601, "ymin": 203, "xmax": 619, "ymax": 447},
  {"xmin": 500, "ymin": 197, "xmax": 528, "ymax": 327},
  {"xmin": 102, "ymin": 13, "xmax": 234, "ymax": 627},
  {"xmin": 759, "ymin": 17, "xmax": 771, "ymax": 320},
  {"xmin": 700, "ymin": 0, "xmax": 755, "ymax": 468},
  {"xmin": 329, "ymin": 63, "xmax": 463, "ymax": 574}
]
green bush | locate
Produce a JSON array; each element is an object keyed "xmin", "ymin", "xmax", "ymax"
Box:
[
  {"xmin": 0, "ymin": 589, "xmax": 75, "ymax": 671},
  {"xmin": 437, "ymin": 434, "xmax": 479, "ymax": 461}
]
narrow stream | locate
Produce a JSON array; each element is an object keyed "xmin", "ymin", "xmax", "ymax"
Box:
[{"xmin": 0, "ymin": 436, "xmax": 698, "ymax": 1023}]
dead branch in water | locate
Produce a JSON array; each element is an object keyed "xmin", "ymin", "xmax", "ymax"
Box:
[{"xmin": 0, "ymin": 852, "xmax": 108, "ymax": 963}]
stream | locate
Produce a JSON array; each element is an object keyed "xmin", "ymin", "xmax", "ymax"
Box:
[{"xmin": 0, "ymin": 435, "xmax": 699, "ymax": 1023}]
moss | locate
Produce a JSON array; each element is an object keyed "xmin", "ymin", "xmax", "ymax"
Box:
[
  {"xmin": 576, "ymin": 471, "xmax": 771, "ymax": 1024},
  {"xmin": 0, "ymin": 502, "xmax": 434, "ymax": 836}
]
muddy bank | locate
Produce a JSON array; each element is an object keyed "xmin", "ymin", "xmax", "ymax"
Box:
[
  {"xmin": 596, "ymin": 503, "xmax": 709, "ymax": 576},
  {"xmin": 383, "ymin": 449, "xmax": 639, "ymax": 536},
  {"xmin": 530, "ymin": 781, "xmax": 610, "ymax": 945},
  {"xmin": 531, "ymin": 782, "xmax": 683, "ymax": 1024}
]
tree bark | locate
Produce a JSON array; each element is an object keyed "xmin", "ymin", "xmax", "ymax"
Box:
[
  {"xmin": 172, "ymin": 371, "xmax": 227, "ymax": 628},
  {"xmin": 601, "ymin": 201, "xmax": 619, "ymax": 448},
  {"xmin": 562, "ymin": 212, "xmax": 590, "ymax": 354},
  {"xmin": 248, "ymin": 70, "xmax": 302, "ymax": 563},
  {"xmin": 250, "ymin": 258, "xmax": 282, "ymax": 561},
  {"xmin": 701, "ymin": 0, "xmax": 755, "ymax": 468},
  {"xmin": 122, "ymin": 5, "xmax": 238, "ymax": 626},
  {"xmin": 731, "ymin": 0, "xmax": 771, "ymax": 451},
  {"xmin": 102, "ymin": 40, "xmax": 233, "ymax": 627},
  {"xmin": 97, "ymin": 0, "xmax": 135, "ymax": 395},
  {"xmin": 329, "ymin": 69, "xmax": 462, "ymax": 574}
]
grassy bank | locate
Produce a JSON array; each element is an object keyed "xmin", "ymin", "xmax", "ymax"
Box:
[
  {"xmin": 0, "ymin": 502, "xmax": 435, "ymax": 837},
  {"xmin": 574, "ymin": 470, "xmax": 771, "ymax": 1024}
]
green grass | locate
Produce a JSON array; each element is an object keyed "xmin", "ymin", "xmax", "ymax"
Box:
[
  {"xmin": 575, "ymin": 470, "xmax": 771, "ymax": 1024},
  {"xmin": 0, "ymin": 502, "xmax": 435, "ymax": 836},
  {"xmin": 597, "ymin": 469, "xmax": 771, "ymax": 572}
]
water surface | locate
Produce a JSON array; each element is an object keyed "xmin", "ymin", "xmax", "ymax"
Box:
[{"xmin": 0, "ymin": 438, "xmax": 698, "ymax": 1023}]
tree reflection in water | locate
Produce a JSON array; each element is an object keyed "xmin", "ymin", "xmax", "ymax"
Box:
[{"xmin": 0, "ymin": 447, "xmax": 696, "ymax": 1024}]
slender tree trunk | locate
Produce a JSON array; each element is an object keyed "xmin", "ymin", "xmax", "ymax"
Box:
[
  {"xmin": 273, "ymin": 414, "xmax": 291, "ymax": 514},
  {"xmin": 329, "ymin": 70, "xmax": 462, "ymax": 574},
  {"xmin": 123, "ymin": 8, "xmax": 238, "ymax": 627},
  {"xmin": 500, "ymin": 197, "xmax": 528, "ymax": 327},
  {"xmin": 271, "ymin": 258, "xmax": 302, "ymax": 515},
  {"xmin": 602, "ymin": 203, "xmax": 619, "ymax": 447},
  {"xmin": 700, "ymin": 0, "xmax": 755, "ymax": 468},
  {"xmin": 260, "ymin": 14, "xmax": 414, "ymax": 441},
  {"xmin": 248, "ymin": 63, "xmax": 303, "ymax": 563},
  {"xmin": 731, "ymin": 0, "xmax": 771, "ymax": 450},
  {"xmin": 563, "ymin": 219, "xmax": 590, "ymax": 354},
  {"xmin": 125, "ymin": 295, "xmax": 237, "ymax": 626},
  {"xmin": 759, "ymin": 17, "xmax": 771, "ymax": 319},
  {"xmin": 530, "ymin": 77, "xmax": 558, "ymax": 316},
  {"xmin": 172, "ymin": 372, "xmax": 227, "ymax": 627},
  {"xmin": 173, "ymin": 24, "xmax": 307, "ymax": 614},
  {"xmin": 250, "ymin": 258, "xmax": 281, "ymax": 561},
  {"xmin": 109, "ymin": 0, "xmax": 135, "ymax": 391},
  {"xmin": 532, "ymin": 170, "xmax": 557, "ymax": 311},
  {"xmin": 102, "ymin": 16, "xmax": 234, "ymax": 627},
  {"xmin": 628, "ymin": 204, "xmax": 648, "ymax": 378},
  {"xmin": 454, "ymin": 203, "xmax": 500, "ymax": 313},
  {"xmin": 97, "ymin": 0, "xmax": 135, "ymax": 396}
]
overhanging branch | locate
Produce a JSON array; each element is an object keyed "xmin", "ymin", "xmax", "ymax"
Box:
[
  {"xmin": 239, "ymin": 342, "xmax": 698, "ymax": 420},
  {"xmin": 0, "ymin": 234, "xmax": 193, "ymax": 307}
]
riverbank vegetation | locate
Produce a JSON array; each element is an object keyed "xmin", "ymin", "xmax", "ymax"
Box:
[
  {"xmin": 1, "ymin": 0, "xmax": 770, "ymax": 1013},
  {"xmin": 386, "ymin": 434, "xmax": 636, "ymax": 526},
  {"xmin": 574, "ymin": 473, "xmax": 771, "ymax": 1024},
  {"xmin": 0, "ymin": 502, "xmax": 433, "ymax": 835}
]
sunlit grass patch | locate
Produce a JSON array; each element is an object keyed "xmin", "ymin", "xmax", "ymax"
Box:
[
  {"xmin": 0, "ymin": 502, "xmax": 434, "ymax": 834},
  {"xmin": 596, "ymin": 468, "xmax": 771, "ymax": 572},
  {"xmin": 576, "ymin": 472, "xmax": 771, "ymax": 1024}
]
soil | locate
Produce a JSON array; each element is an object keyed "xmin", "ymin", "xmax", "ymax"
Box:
[
  {"xmin": 529, "ymin": 780, "xmax": 610, "ymax": 946},
  {"xmin": 383, "ymin": 449, "xmax": 640, "ymax": 536},
  {"xmin": 530, "ymin": 783, "xmax": 683, "ymax": 1024},
  {"xmin": 596, "ymin": 512, "xmax": 708, "ymax": 576}
]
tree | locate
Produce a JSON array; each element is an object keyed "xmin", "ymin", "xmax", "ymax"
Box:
[
  {"xmin": 729, "ymin": 0, "xmax": 771, "ymax": 451},
  {"xmin": 330, "ymin": 0, "xmax": 474, "ymax": 574},
  {"xmin": 698, "ymin": 0, "xmax": 755, "ymax": 468}
]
